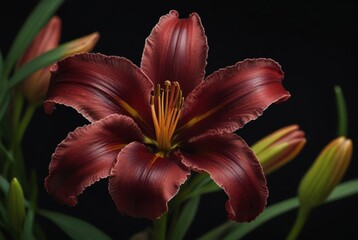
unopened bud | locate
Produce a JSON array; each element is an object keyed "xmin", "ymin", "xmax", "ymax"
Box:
[
  {"xmin": 17, "ymin": 16, "xmax": 99, "ymax": 103},
  {"xmin": 252, "ymin": 125, "xmax": 306, "ymax": 174},
  {"xmin": 62, "ymin": 31, "xmax": 100, "ymax": 56},
  {"xmin": 7, "ymin": 178, "xmax": 26, "ymax": 233},
  {"xmin": 298, "ymin": 137, "xmax": 352, "ymax": 208}
]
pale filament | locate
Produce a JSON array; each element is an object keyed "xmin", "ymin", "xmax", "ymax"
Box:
[{"xmin": 150, "ymin": 80, "xmax": 184, "ymax": 152}]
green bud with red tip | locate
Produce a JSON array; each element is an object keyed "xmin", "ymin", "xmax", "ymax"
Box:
[
  {"xmin": 17, "ymin": 16, "xmax": 99, "ymax": 103},
  {"xmin": 252, "ymin": 125, "xmax": 306, "ymax": 175}
]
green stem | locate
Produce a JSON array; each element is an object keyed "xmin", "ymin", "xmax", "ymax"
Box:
[
  {"xmin": 9, "ymin": 102, "xmax": 37, "ymax": 186},
  {"xmin": 197, "ymin": 178, "xmax": 358, "ymax": 240},
  {"xmin": 167, "ymin": 204, "xmax": 180, "ymax": 239},
  {"xmin": 334, "ymin": 85, "xmax": 348, "ymax": 136},
  {"xmin": 14, "ymin": 102, "xmax": 36, "ymax": 148},
  {"xmin": 0, "ymin": 142, "xmax": 15, "ymax": 179},
  {"xmin": 152, "ymin": 213, "xmax": 167, "ymax": 240},
  {"xmin": 12, "ymin": 92, "xmax": 24, "ymax": 136},
  {"xmin": 286, "ymin": 206, "xmax": 310, "ymax": 240}
]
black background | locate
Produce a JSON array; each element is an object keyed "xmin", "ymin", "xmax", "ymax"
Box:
[{"xmin": 1, "ymin": 0, "xmax": 357, "ymax": 239}]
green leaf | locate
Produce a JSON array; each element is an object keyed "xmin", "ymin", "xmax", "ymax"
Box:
[
  {"xmin": 171, "ymin": 196, "xmax": 200, "ymax": 240},
  {"xmin": 0, "ymin": 201, "xmax": 8, "ymax": 227},
  {"xmin": 0, "ymin": 94, "xmax": 11, "ymax": 122},
  {"xmin": 0, "ymin": 50, "xmax": 6, "ymax": 115},
  {"xmin": 0, "ymin": 230, "xmax": 6, "ymax": 240},
  {"xmin": 196, "ymin": 222, "xmax": 233, "ymax": 240},
  {"xmin": 22, "ymin": 208, "xmax": 35, "ymax": 240},
  {"xmin": 197, "ymin": 178, "xmax": 358, "ymax": 240},
  {"xmin": 0, "ymin": 175, "xmax": 9, "ymax": 194},
  {"xmin": 186, "ymin": 180, "xmax": 220, "ymax": 200},
  {"xmin": 0, "ymin": 50, "xmax": 3, "ymax": 78},
  {"xmin": 334, "ymin": 85, "xmax": 348, "ymax": 136},
  {"xmin": 8, "ymin": 40, "xmax": 77, "ymax": 88},
  {"xmin": 37, "ymin": 209, "xmax": 111, "ymax": 240},
  {"xmin": 178, "ymin": 174, "xmax": 220, "ymax": 204},
  {"xmin": 3, "ymin": 0, "xmax": 64, "ymax": 78},
  {"xmin": 222, "ymin": 198, "xmax": 299, "ymax": 240},
  {"xmin": 21, "ymin": 171, "xmax": 38, "ymax": 240}
]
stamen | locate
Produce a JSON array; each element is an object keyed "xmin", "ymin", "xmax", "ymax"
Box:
[{"xmin": 149, "ymin": 80, "xmax": 184, "ymax": 152}]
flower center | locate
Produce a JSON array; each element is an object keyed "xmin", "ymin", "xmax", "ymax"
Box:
[{"xmin": 150, "ymin": 80, "xmax": 184, "ymax": 153}]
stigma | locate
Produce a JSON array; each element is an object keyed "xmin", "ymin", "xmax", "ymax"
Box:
[{"xmin": 150, "ymin": 80, "xmax": 184, "ymax": 153}]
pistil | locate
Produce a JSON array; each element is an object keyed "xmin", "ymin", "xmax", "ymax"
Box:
[{"xmin": 150, "ymin": 80, "xmax": 184, "ymax": 152}]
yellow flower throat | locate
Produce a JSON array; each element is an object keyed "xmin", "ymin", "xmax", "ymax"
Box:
[{"xmin": 150, "ymin": 80, "xmax": 184, "ymax": 153}]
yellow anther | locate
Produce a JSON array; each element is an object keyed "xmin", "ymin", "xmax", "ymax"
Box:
[{"xmin": 150, "ymin": 80, "xmax": 184, "ymax": 152}]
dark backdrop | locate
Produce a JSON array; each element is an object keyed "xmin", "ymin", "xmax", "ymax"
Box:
[{"xmin": 1, "ymin": 0, "xmax": 357, "ymax": 239}]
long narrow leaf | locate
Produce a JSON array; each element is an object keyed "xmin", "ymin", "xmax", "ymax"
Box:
[
  {"xmin": 0, "ymin": 94, "xmax": 11, "ymax": 122},
  {"xmin": 37, "ymin": 209, "xmax": 111, "ymax": 240},
  {"xmin": 224, "ymin": 178, "xmax": 358, "ymax": 239},
  {"xmin": 334, "ymin": 85, "xmax": 348, "ymax": 136},
  {"xmin": 3, "ymin": 0, "xmax": 64, "ymax": 78},
  {"xmin": 178, "ymin": 174, "xmax": 220, "ymax": 204},
  {"xmin": 22, "ymin": 208, "xmax": 35, "ymax": 240},
  {"xmin": 185, "ymin": 180, "xmax": 220, "ymax": 201},
  {"xmin": 8, "ymin": 40, "xmax": 77, "ymax": 88},
  {"xmin": 0, "ymin": 50, "xmax": 7, "ymax": 114},
  {"xmin": 0, "ymin": 230, "xmax": 5, "ymax": 240},
  {"xmin": 0, "ymin": 175, "xmax": 9, "ymax": 194},
  {"xmin": 196, "ymin": 221, "xmax": 234, "ymax": 240},
  {"xmin": 171, "ymin": 196, "xmax": 201, "ymax": 240},
  {"xmin": 0, "ymin": 50, "xmax": 3, "ymax": 78},
  {"xmin": 197, "ymin": 178, "xmax": 358, "ymax": 240},
  {"xmin": 0, "ymin": 202, "xmax": 8, "ymax": 227}
]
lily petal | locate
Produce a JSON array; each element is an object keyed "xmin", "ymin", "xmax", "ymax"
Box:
[
  {"xmin": 177, "ymin": 58, "xmax": 290, "ymax": 142},
  {"xmin": 181, "ymin": 133, "xmax": 268, "ymax": 222},
  {"xmin": 45, "ymin": 114, "xmax": 143, "ymax": 206},
  {"xmin": 141, "ymin": 10, "xmax": 208, "ymax": 96},
  {"xmin": 44, "ymin": 53, "xmax": 154, "ymax": 134},
  {"xmin": 109, "ymin": 142, "xmax": 189, "ymax": 219}
]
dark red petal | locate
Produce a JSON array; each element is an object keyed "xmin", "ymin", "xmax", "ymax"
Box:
[
  {"xmin": 176, "ymin": 58, "xmax": 290, "ymax": 142},
  {"xmin": 109, "ymin": 142, "xmax": 189, "ymax": 219},
  {"xmin": 181, "ymin": 133, "xmax": 268, "ymax": 222},
  {"xmin": 141, "ymin": 10, "xmax": 208, "ymax": 96},
  {"xmin": 44, "ymin": 53, "xmax": 154, "ymax": 134},
  {"xmin": 45, "ymin": 114, "xmax": 143, "ymax": 206}
]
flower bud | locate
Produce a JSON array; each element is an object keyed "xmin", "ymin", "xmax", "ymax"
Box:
[
  {"xmin": 251, "ymin": 125, "xmax": 306, "ymax": 175},
  {"xmin": 61, "ymin": 31, "xmax": 100, "ymax": 56},
  {"xmin": 17, "ymin": 16, "xmax": 99, "ymax": 103},
  {"xmin": 298, "ymin": 137, "xmax": 352, "ymax": 209},
  {"xmin": 7, "ymin": 178, "xmax": 26, "ymax": 234},
  {"xmin": 17, "ymin": 16, "xmax": 61, "ymax": 103},
  {"xmin": 17, "ymin": 16, "xmax": 61, "ymax": 67}
]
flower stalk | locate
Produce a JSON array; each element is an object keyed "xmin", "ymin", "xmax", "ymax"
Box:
[
  {"xmin": 334, "ymin": 85, "xmax": 348, "ymax": 136},
  {"xmin": 287, "ymin": 136, "xmax": 353, "ymax": 240},
  {"xmin": 152, "ymin": 214, "xmax": 168, "ymax": 240}
]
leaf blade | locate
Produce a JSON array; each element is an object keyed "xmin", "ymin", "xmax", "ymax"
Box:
[
  {"xmin": 37, "ymin": 209, "xmax": 111, "ymax": 240},
  {"xmin": 3, "ymin": 0, "xmax": 64, "ymax": 78},
  {"xmin": 172, "ymin": 196, "xmax": 201, "ymax": 240}
]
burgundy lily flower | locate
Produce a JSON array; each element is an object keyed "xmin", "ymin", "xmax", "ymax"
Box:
[{"xmin": 44, "ymin": 10, "xmax": 290, "ymax": 222}]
